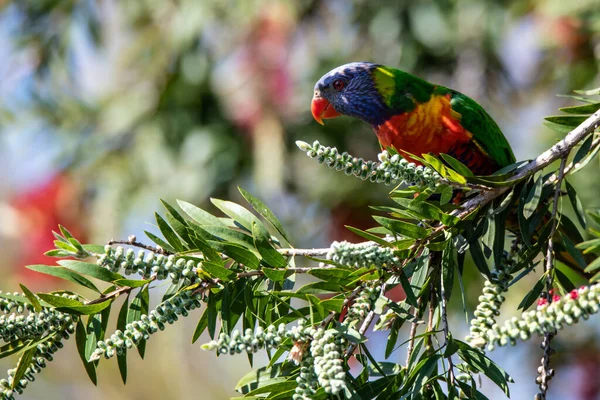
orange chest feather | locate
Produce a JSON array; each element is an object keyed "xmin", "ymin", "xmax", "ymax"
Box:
[{"xmin": 375, "ymin": 94, "xmax": 471, "ymax": 161}]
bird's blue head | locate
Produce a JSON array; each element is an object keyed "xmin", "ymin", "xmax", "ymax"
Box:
[{"xmin": 311, "ymin": 62, "xmax": 390, "ymax": 126}]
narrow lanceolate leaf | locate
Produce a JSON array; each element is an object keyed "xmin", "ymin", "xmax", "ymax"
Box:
[
  {"xmin": 177, "ymin": 200, "xmax": 225, "ymax": 227},
  {"xmin": 143, "ymin": 231, "xmax": 176, "ymax": 254},
  {"xmin": 559, "ymin": 102, "xmax": 600, "ymax": 114},
  {"xmin": 76, "ymin": 319, "xmax": 98, "ymax": 385},
  {"xmin": 58, "ymin": 260, "xmax": 123, "ymax": 283},
  {"xmin": 373, "ymin": 216, "xmax": 428, "ymax": 239},
  {"xmin": 161, "ymin": 199, "xmax": 193, "ymax": 244},
  {"xmin": 25, "ymin": 265, "xmax": 99, "ymax": 293},
  {"xmin": 37, "ymin": 294, "xmax": 111, "ymax": 315},
  {"xmin": 440, "ymin": 154, "xmax": 474, "ymax": 177},
  {"xmin": 11, "ymin": 346, "xmax": 37, "ymax": 389},
  {"xmin": 201, "ymin": 261, "xmax": 236, "ymax": 281},
  {"xmin": 518, "ymin": 274, "xmax": 546, "ymax": 310},
  {"xmin": 391, "ymin": 197, "xmax": 459, "ymax": 226},
  {"xmin": 441, "ymin": 242, "xmax": 455, "ymax": 301},
  {"xmin": 209, "ymin": 241, "xmax": 261, "ymax": 269},
  {"xmin": 544, "ymin": 115, "xmax": 588, "ymax": 127},
  {"xmin": 457, "ymin": 341, "xmax": 512, "ymax": 396},
  {"xmin": 116, "ymin": 295, "xmax": 129, "ymax": 384},
  {"xmin": 239, "ymin": 187, "xmax": 291, "ymax": 244},
  {"xmin": 523, "ymin": 175, "xmax": 543, "ymax": 219},
  {"xmin": 192, "ymin": 306, "xmax": 210, "ymax": 344},
  {"xmin": 565, "ymin": 180, "xmax": 586, "ymax": 229},
  {"xmin": 211, "ymin": 198, "xmax": 265, "ymax": 234},
  {"xmin": 0, "ymin": 336, "xmax": 50, "ymax": 359},
  {"xmin": 128, "ymin": 286, "xmax": 150, "ymax": 359},
  {"xmin": 155, "ymin": 213, "xmax": 186, "ymax": 252},
  {"xmin": 19, "ymin": 284, "xmax": 42, "ymax": 312},
  {"xmin": 252, "ymin": 222, "xmax": 286, "ymax": 268}
]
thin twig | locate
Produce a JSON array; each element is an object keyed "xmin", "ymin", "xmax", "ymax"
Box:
[
  {"xmin": 458, "ymin": 110, "xmax": 600, "ymax": 214},
  {"xmin": 536, "ymin": 156, "xmax": 567, "ymax": 399},
  {"xmin": 85, "ymin": 276, "xmax": 157, "ymax": 305},
  {"xmin": 406, "ymin": 298, "xmax": 421, "ymax": 365},
  {"xmin": 277, "ymin": 248, "xmax": 331, "ymax": 257},
  {"xmin": 108, "ymin": 235, "xmax": 171, "ymax": 255}
]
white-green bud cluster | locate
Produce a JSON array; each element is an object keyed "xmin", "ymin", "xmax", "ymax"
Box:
[
  {"xmin": 89, "ymin": 290, "xmax": 202, "ymax": 361},
  {"xmin": 328, "ymin": 241, "xmax": 399, "ymax": 269},
  {"xmin": 310, "ymin": 328, "xmax": 347, "ymax": 395},
  {"xmin": 296, "ymin": 140, "xmax": 441, "ymax": 188},
  {"xmin": 97, "ymin": 246, "xmax": 199, "ymax": 285},
  {"xmin": 293, "ymin": 355, "xmax": 318, "ymax": 400},
  {"xmin": 466, "ymin": 276, "xmax": 511, "ymax": 347},
  {"xmin": 344, "ymin": 283, "xmax": 381, "ymax": 328},
  {"xmin": 203, "ymin": 320, "xmax": 348, "ymax": 399},
  {"xmin": 1, "ymin": 332, "xmax": 67, "ymax": 399},
  {"xmin": 201, "ymin": 324, "xmax": 287, "ymax": 355},
  {"xmin": 468, "ymin": 284, "xmax": 600, "ymax": 351},
  {"xmin": 0, "ymin": 292, "xmax": 36, "ymax": 314},
  {"xmin": 0, "ymin": 308, "xmax": 76, "ymax": 343}
]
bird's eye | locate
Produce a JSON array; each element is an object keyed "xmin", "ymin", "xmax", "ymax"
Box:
[{"xmin": 332, "ymin": 80, "xmax": 345, "ymax": 91}]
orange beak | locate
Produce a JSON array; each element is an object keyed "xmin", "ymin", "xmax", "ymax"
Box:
[{"xmin": 311, "ymin": 95, "xmax": 341, "ymax": 125}]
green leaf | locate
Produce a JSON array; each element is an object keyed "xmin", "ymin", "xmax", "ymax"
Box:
[
  {"xmin": 76, "ymin": 319, "xmax": 98, "ymax": 385},
  {"xmin": 116, "ymin": 295, "xmax": 129, "ymax": 384},
  {"xmin": 0, "ymin": 335, "xmax": 53, "ymax": 359},
  {"xmin": 19, "ymin": 284, "xmax": 42, "ymax": 312},
  {"xmin": 458, "ymin": 344, "xmax": 512, "ymax": 396},
  {"xmin": 523, "ymin": 175, "xmax": 542, "ymax": 219},
  {"xmin": 573, "ymin": 88, "xmax": 600, "ymax": 95},
  {"xmin": 143, "ymin": 231, "xmax": 176, "ymax": 254},
  {"xmin": 345, "ymin": 226, "xmax": 394, "ymax": 247},
  {"xmin": 373, "ymin": 216, "xmax": 428, "ymax": 239},
  {"xmin": 211, "ymin": 198, "xmax": 263, "ymax": 234},
  {"xmin": 128, "ymin": 286, "xmax": 150, "ymax": 358},
  {"xmin": 201, "ymin": 261, "xmax": 236, "ymax": 281},
  {"xmin": 469, "ymin": 241, "xmax": 491, "ymax": 279},
  {"xmin": 112, "ymin": 278, "xmax": 153, "ymax": 288},
  {"xmin": 544, "ymin": 115, "xmax": 588, "ymax": 127},
  {"xmin": 85, "ymin": 306, "xmax": 110, "ymax": 362},
  {"xmin": 440, "ymin": 153, "xmax": 474, "ymax": 177},
  {"xmin": 58, "ymin": 260, "xmax": 123, "ymax": 283},
  {"xmin": 155, "ymin": 213, "xmax": 186, "ymax": 251},
  {"xmin": 161, "ymin": 199, "xmax": 193, "ymax": 245},
  {"xmin": 25, "ymin": 265, "xmax": 99, "ymax": 293},
  {"xmin": 37, "ymin": 293, "xmax": 111, "ymax": 315},
  {"xmin": 565, "ymin": 180, "xmax": 586, "ymax": 229},
  {"xmin": 252, "ymin": 222, "xmax": 286, "ymax": 268},
  {"xmin": 209, "ymin": 242, "xmax": 260, "ymax": 269},
  {"xmin": 584, "ymin": 255, "xmax": 600, "ymax": 273},
  {"xmin": 177, "ymin": 200, "xmax": 225, "ymax": 227},
  {"xmin": 391, "ymin": 197, "xmax": 460, "ymax": 226},
  {"xmin": 518, "ymin": 275, "xmax": 545, "ymax": 310},
  {"xmin": 201, "ymin": 225, "xmax": 256, "ymax": 249},
  {"xmin": 442, "ymin": 242, "xmax": 455, "ymax": 301},
  {"xmin": 262, "ymin": 268, "xmax": 288, "ymax": 282},
  {"xmin": 235, "ymin": 363, "xmax": 296, "ymax": 394},
  {"xmin": 543, "ymin": 121, "xmax": 573, "ymax": 134},
  {"xmin": 239, "ymin": 187, "xmax": 291, "ymax": 244},
  {"xmin": 192, "ymin": 306, "xmax": 210, "ymax": 344},
  {"xmin": 11, "ymin": 346, "xmax": 37, "ymax": 390}
]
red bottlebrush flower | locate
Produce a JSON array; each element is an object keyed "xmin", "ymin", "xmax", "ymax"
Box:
[
  {"xmin": 538, "ymin": 298, "xmax": 549, "ymax": 307},
  {"xmin": 552, "ymin": 294, "xmax": 561, "ymax": 302},
  {"xmin": 548, "ymin": 289, "xmax": 555, "ymax": 296},
  {"xmin": 569, "ymin": 290, "xmax": 579, "ymax": 300}
]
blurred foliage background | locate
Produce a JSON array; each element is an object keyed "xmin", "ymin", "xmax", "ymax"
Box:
[{"xmin": 0, "ymin": 0, "xmax": 599, "ymax": 399}]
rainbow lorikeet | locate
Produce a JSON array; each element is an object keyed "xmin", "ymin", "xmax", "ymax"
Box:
[
  {"xmin": 311, "ymin": 62, "xmax": 590, "ymax": 276},
  {"xmin": 311, "ymin": 62, "xmax": 515, "ymax": 176}
]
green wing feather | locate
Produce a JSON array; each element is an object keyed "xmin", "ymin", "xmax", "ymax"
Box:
[
  {"xmin": 374, "ymin": 65, "xmax": 516, "ymax": 168},
  {"xmin": 447, "ymin": 90, "xmax": 516, "ymax": 167}
]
